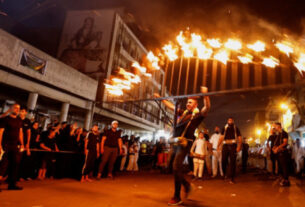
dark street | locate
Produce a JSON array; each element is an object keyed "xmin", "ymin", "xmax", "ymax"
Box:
[{"xmin": 1, "ymin": 171, "xmax": 305, "ymax": 207}]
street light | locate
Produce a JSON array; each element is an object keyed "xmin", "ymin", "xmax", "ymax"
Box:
[
  {"xmin": 256, "ymin": 129, "xmax": 262, "ymax": 136},
  {"xmin": 280, "ymin": 103, "xmax": 289, "ymax": 110}
]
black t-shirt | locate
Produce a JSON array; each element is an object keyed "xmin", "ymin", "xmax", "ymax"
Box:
[
  {"xmin": 41, "ymin": 133, "xmax": 56, "ymax": 151},
  {"xmin": 104, "ymin": 129, "xmax": 121, "ymax": 148},
  {"xmin": 221, "ymin": 125, "xmax": 241, "ymax": 140},
  {"xmin": 273, "ymin": 130, "xmax": 289, "ymax": 149},
  {"xmin": 20, "ymin": 117, "xmax": 31, "ymax": 145},
  {"xmin": 30, "ymin": 128, "xmax": 40, "ymax": 148},
  {"xmin": 86, "ymin": 132, "xmax": 100, "ymax": 151},
  {"xmin": 0, "ymin": 115, "xmax": 22, "ymax": 148},
  {"xmin": 267, "ymin": 134, "xmax": 277, "ymax": 149},
  {"xmin": 173, "ymin": 112, "xmax": 205, "ymax": 140}
]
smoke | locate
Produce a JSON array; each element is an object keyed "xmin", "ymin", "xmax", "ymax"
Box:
[{"xmin": 119, "ymin": 0, "xmax": 305, "ymax": 49}]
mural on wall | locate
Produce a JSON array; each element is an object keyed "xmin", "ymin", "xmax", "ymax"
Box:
[{"xmin": 58, "ymin": 10, "xmax": 115, "ymax": 78}]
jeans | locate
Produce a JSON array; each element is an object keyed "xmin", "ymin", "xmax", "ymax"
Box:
[
  {"xmin": 172, "ymin": 144, "xmax": 191, "ymax": 199},
  {"xmin": 98, "ymin": 146, "xmax": 118, "ymax": 175},
  {"xmin": 222, "ymin": 144, "xmax": 237, "ymax": 181}
]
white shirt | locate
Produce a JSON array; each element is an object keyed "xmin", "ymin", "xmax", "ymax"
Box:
[
  {"xmin": 292, "ymin": 144, "xmax": 305, "ymax": 160},
  {"xmin": 191, "ymin": 138, "xmax": 207, "ymax": 156},
  {"xmin": 210, "ymin": 133, "xmax": 221, "ymax": 150}
]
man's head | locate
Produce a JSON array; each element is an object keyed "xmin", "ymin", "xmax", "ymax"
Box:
[
  {"xmin": 10, "ymin": 104, "xmax": 20, "ymax": 116},
  {"xmin": 19, "ymin": 107, "xmax": 27, "ymax": 118},
  {"xmin": 214, "ymin": 126, "xmax": 220, "ymax": 134},
  {"xmin": 186, "ymin": 97, "xmax": 198, "ymax": 112},
  {"xmin": 92, "ymin": 124, "xmax": 99, "ymax": 133},
  {"xmin": 32, "ymin": 121, "xmax": 39, "ymax": 129},
  {"xmin": 198, "ymin": 131, "xmax": 204, "ymax": 139},
  {"xmin": 227, "ymin": 117, "xmax": 234, "ymax": 126},
  {"xmin": 111, "ymin": 120, "xmax": 118, "ymax": 130},
  {"xmin": 274, "ymin": 122, "xmax": 282, "ymax": 132},
  {"xmin": 296, "ymin": 138, "xmax": 300, "ymax": 147},
  {"xmin": 49, "ymin": 128, "xmax": 57, "ymax": 138}
]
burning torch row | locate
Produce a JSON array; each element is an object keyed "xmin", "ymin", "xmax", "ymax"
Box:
[{"xmin": 104, "ymin": 30, "xmax": 305, "ymax": 96}]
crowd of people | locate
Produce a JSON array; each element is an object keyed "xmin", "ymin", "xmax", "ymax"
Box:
[
  {"xmin": 0, "ymin": 103, "xmax": 145, "ymax": 191},
  {"xmin": 0, "ymin": 101, "xmax": 304, "ymax": 205}
]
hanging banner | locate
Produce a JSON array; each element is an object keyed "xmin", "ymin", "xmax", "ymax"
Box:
[{"xmin": 20, "ymin": 49, "xmax": 47, "ymax": 74}]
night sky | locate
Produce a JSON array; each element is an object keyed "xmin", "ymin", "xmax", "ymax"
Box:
[{"xmin": 1, "ymin": 0, "xmax": 304, "ymax": 137}]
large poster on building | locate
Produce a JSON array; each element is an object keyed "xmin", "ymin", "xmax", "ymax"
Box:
[{"xmin": 57, "ymin": 9, "xmax": 115, "ymax": 76}]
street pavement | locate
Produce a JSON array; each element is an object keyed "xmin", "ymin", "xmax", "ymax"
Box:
[{"xmin": 0, "ymin": 170, "xmax": 305, "ymax": 207}]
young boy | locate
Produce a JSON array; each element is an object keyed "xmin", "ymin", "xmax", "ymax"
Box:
[
  {"xmin": 190, "ymin": 131, "xmax": 207, "ymax": 179},
  {"xmin": 81, "ymin": 124, "xmax": 100, "ymax": 182}
]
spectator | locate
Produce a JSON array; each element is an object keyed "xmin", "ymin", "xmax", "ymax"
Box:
[
  {"xmin": 97, "ymin": 121, "xmax": 122, "ymax": 179},
  {"xmin": 120, "ymin": 140, "xmax": 128, "ymax": 171},
  {"xmin": 190, "ymin": 131, "xmax": 207, "ymax": 180},
  {"xmin": 292, "ymin": 138, "xmax": 305, "ymax": 177},
  {"xmin": 38, "ymin": 129, "xmax": 59, "ymax": 180},
  {"xmin": 210, "ymin": 126, "xmax": 224, "ymax": 178},
  {"xmin": 81, "ymin": 124, "xmax": 100, "ymax": 182},
  {"xmin": 0, "ymin": 104, "xmax": 24, "ymax": 190}
]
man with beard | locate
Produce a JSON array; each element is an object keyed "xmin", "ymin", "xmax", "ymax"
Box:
[
  {"xmin": 167, "ymin": 87, "xmax": 210, "ymax": 206},
  {"xmin": 272, "ymin": 122, "xmax": 290, "ymax": 187},
  {"xmin": 217, "ymin": 117, "xmax": 242, "ymax": 184},
  {"xmin": 0, "ymin": 104, "xmax": 24, "ymax": 190},
  {"xmin": 210, "ymin": 126, "xmax": 224, "ymax": 178}
]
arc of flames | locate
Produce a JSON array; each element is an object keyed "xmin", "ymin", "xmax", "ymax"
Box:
[
  {"xmin": 237, "ymin": 54, "xmax": 253, "ymax": 64},
  {"xmin": 176, "ymin": 31, "xmax": 193, "ymax": 58},
  {"xmin": 275, "ymin": 42, "xmax": 294, "ymax": 57},
  {"xmin": 247, "ymin": 41, "xmax": 265, "ymax": 52},
  {"xmin": 162, "ymin": 44, "xmax": 178, "ymax": 61},
  {"xmin": 147, "ymin": 51, "xmax": 160, "ymax": 70},
  {"xmin": 191, "ymin": 33, "xmax": 213, "ymax": 60},
  {"xmin": 207, "ymin": 38, "xmax": 222, "ymax": 48},
  {"xmin": 294, "ymin": 53, "xmax": 305, "ymax": 73},
  {"xmin": 132, "ymin": 62, "xmax": 147, "ymax": 73},
  {"xmin": 214, "ymin": 50, "xmax": 229, "ymax": 65},
  {"xmin": 262, "ymin": 56, "xmax": 279, "ymax": 68},
  {"xmin": 224, "ymin": 39, "xmax": 242, "ymax": 51}
]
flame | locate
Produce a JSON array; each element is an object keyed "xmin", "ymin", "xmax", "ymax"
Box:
[
  {"xmin": 262, "ymin": 56, "xmax": 279, "ymax": 68},
  {"xmin": 130, "ymin": 75, "xmax": 141, "ymax": 84},
  {"xmin": 162, "ymin": 44, "xmax": 178, "ymax": 61},
  {"xmin": 294, "ymin": 53, "xmax": 305, "ymax": 73},
  {"xmin": 237, "ymin": 54, "xmax": 253, "ymax": 64},
  {"xmin": 207, "ymin": 38, "xmax": 222, "ymax": 48},
  {"xmin": 104, "ymin": 84, "xmax": 123, "ymax": 96},
  {"xmin": 147, "ymin": 51, "xmax": 160, "ymax": 70},
  {"xmin": 247, "ymin": 41, "xmax": 265, "ymax": 52},
  {"xmin": 214, "ymin": 50, "xmax": 229, "ymax": 64},
  {"xmin": 176, "ymin": 31, "xmax": 193, "ymax": 57},
  {"xmin": 224, "ymin": 39, "xmax": 242, "ymax": 51},
  {"xmin": 144, "ymin": 73, "xmax": 152, "ymax": 77},
  {"xmin": 111, "ymin": 78, "xmax": 131, "ymax": 90},
  {"xmin": 132, "ymin": 62, "xmax": 147, "ymax": 73},
  {"xmin": 118, "ymin": 67, "xmax": 135, "ymax": 78},
  {"xmin": 191, "ymin": 33, "xmax": 212, "ymax": 59},
  {"xmin": 275, "ymin": 42, "xmax": 294, "ymax": 57}
]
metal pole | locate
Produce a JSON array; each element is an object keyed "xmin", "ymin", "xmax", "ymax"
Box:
[
  {"xmin": 193, "ymin": 58, "xmax": 199, "ymax": 93},
  {"xmin": 173, "ymin": 99, "xmax": 179, "ymax": 129},
  {"xmin": 169, "ymin": 60, "xmax": 176, "ymax": 94},
  {"xmin": 162, "ymin": 59, "xmax": 169, "ymax": 96},
  {"xmin": 184, "ymin": 58, "xmax": 190, "ymax": 94},
  {"xmin": 105, "ymin": 82, "xmax": 296, "ymax": 103},
  {"xmin": 177, "ymin": 56, "xmax": 183, "ymax": 95}
]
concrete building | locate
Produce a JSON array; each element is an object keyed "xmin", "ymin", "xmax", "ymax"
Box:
[
  {"xmin": 0, "ymin": 29, "xmax": 98, "ymax": 130},
  {"xmin": 57, "ymin": 9, "xmax": 169, "ymax": 137}
]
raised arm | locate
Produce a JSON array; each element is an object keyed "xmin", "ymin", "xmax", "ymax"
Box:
[
  {"xmin": 200, "ymin": 87, "xmax": 210, "ymax": 116},
  {"xmin": 153, "ymin": 93, "xmax": 175, "ymax": 111}
]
